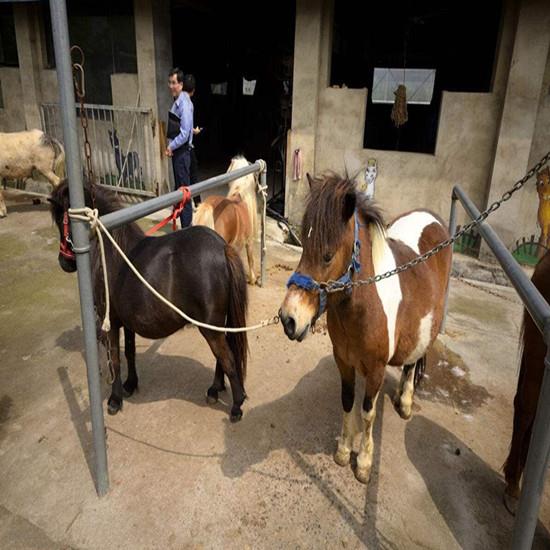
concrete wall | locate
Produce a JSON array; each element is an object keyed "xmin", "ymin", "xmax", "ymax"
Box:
[
  {"xmin": 0, "ymin": 68, "xmax": 25, "ymax": 132},
  {"xmin": 286, "ymin": 0, "xmax": 550, "ymax": 257},
  {"xmin": 517, "ymin": 45, "xmax": 550, "ymax": 244},
  {"xmin": 111, "ymin": 73, "xmax": 140, "ymax": 107},
  {"xmin": 482, "ymin": 0, "xmax": 550, "ymax": 256},
  {"xmin": 284, "ymin": 0, "xmax": 325, "ymax": 225},
  {"xmin": 316, "ymin": 89, "xmax": 503, "ymax": 228}
]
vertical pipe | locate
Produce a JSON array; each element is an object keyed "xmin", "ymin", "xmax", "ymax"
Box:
[
  {"xmin": 512, "ymin": 344, "xmax": 550, "ymax": 549},
  {"xmin": 259, "ymin": 162, "xmax": 267, "ymax": 287},
  {"xmin": 440, "ymin": 191, "xmax": 457, "ymax": 334},
  {"xmin": 49, "ymin": 0, "xmax": 109, "ymax": 496}
]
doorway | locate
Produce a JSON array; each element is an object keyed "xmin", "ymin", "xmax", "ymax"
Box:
[{"xmin": 171, "ymin": 0, "xmax": 295, "ymax": 213}]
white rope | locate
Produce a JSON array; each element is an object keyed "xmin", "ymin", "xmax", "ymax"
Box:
[{"xmin": 68, "ymin": 207, "xmax": 279, "ymax": 333}]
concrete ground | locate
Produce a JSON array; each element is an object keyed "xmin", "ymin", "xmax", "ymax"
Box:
[{"xmin": 1, "ymin": 189, "xmax": 549, "ymax": 549}]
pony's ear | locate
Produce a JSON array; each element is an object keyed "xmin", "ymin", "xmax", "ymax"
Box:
[
  {"xmin": 306, "ymin": 173, "xmax": 322, "ymax": 195},
  {"xmin": 342, "ymin": 191, "xmax": 356, "ymax": 222}
]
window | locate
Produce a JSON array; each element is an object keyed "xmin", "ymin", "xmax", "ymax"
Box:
[
  {"xmin": 0, "ymin": 4, "xmax": 18, "ymax": 67},
  {"xmin": 331, "ymin": 1, "xmax": 502, "ymax": 154},
  {"xmin": 39, "ymin": 0, "xmax": 138, "ymax": 104},
  {"xmin": 372, "ymin": 68, "xmax": 436, "ymax": 105}
]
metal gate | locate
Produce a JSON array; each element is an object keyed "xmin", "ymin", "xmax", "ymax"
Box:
[{"xmin": 41, "ymin": 102, "xmax": 156, "ymax": 197}]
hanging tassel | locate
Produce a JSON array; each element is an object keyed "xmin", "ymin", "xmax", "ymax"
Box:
[
  {"xmin": 391, "ymin": 84, "xmax": 408, "ymax": 128},
  {"xmin": 292, "ymin": 148, "xmax": 303, "ymax": 181}
]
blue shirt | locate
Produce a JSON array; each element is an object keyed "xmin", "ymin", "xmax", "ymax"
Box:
[{"xmin": 168, "ymin": 91, "xmax": 193, "ymax": 151}]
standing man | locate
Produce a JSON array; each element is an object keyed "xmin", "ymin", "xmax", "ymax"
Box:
[{"xmin": 166, "ymin": 69, "xmax": 201, "ymax": 228}]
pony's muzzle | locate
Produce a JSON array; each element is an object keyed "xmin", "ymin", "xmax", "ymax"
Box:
[
  {"xmin": 58, "ymin": 253, "xmax": 77, "ymax": 273},
  {"xmin": 279, "ymin": 307, "xmax": 310, "ymax": 342}
]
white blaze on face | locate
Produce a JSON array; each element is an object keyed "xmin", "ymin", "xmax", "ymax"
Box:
[
  {"xmin": 387, "ymin": 211, "xmax": 442, "ymax": 254},
  {"xmin": 282, "ymin": 289, "xmax": 317, "ymax": 336}
]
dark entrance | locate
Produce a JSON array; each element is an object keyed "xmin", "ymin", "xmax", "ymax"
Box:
[{"xmin": 171, "ymin": 0, "xmax": 295, "ymax": 213}]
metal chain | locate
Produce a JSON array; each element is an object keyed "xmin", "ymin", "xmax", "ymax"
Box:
[
  {"xmin": 71, "ymin": 46, "xmax": 95, "ymax": 187},
  {"xmin": 320, "ymin": 150, "xmax": 550, "ymax": 293}
]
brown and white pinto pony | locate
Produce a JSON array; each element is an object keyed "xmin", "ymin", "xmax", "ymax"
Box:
[
  {"xmin": 194, "ymin": 155, "xmax": 258, "ymax": 284},
  {"xmin": 503, "ymin": 249, "xmax": 550, "ymax": 513},
  {"xmin": 280, "ymin": 174, "xmax": 451, "ymax": 484}
]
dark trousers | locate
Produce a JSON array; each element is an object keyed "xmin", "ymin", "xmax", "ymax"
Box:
[
  {"xmin": 190, "ymin": 148, "xmax": 201, "ymax": 206},
  {"xmin": 171, "ymin": 146, "xmax": 193, "ymax": 228}
]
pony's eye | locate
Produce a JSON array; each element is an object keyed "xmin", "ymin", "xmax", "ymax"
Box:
[{"xmin": 323, "ymin": 252, "xmax": 333, "ymax": 264}]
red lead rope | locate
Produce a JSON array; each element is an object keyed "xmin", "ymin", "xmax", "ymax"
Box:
[{"xmin": 146, "ymin": 186, "xmax": 192, "ymax": 236}]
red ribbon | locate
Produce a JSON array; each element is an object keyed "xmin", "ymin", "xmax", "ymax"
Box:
[{"xmin": 146, "ymin": 186, "xmax": 192, "ymax": 236}]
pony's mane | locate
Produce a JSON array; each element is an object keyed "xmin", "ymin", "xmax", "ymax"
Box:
[
  {"xmin": 50, "ymin": 179, "xmax": 124, "ymax": 216},
  {"xmin": 302, "ymin": 173, "xmax": 386, "ymax": 263}
]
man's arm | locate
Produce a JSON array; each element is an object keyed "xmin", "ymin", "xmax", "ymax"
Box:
[{"xmin": 168, "ymin": 98, "xmax": 192, "ymax": 151}]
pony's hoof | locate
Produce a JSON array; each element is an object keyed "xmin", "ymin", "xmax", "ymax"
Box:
[
  {"xmin": 206, "ymin": 387, "xmax": 219, "ymax": 404},
  {"xmin": 334, "ymin": 447, "xmax": 351, "ymax": 467},
  {"xmin": 230, "ymin": 408, "xmax": 243, "ymax": 422},
  {"xmin": 355, "ymin": 466, "xmax": 371, "ymax": 484},
  {"xmin": 107, "ymin": 398, "xmax": 122, "ymax": 415},
  {"xmin": 393, "ymin": 397, "xmax": 412, "ymax": 420},
  {"xmin": 503, "ymin": 491, "xmax": 518, "ymax": 516},
  {"xmin": 123, "ymin": 380, "xmax": 138, "ymax": 398}
]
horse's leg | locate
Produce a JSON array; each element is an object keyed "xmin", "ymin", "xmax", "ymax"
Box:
[
  {"xmin": 245, "ymin": 239, "xmax": 257, "ymax": 286},
  {"xmin": 106, "ymin": 327, "xmax": 124, "ymax": 415},
  {"xmin": 201, "ymin": 329, "xmax": 245, "ymax": 421},
  {"xmin": 122, "ymin": 327, "xmax": 138, "ymax": 397},
  {"xmin": 206, "ymin": 360, "xmax": 226, "ymax": 404},
  {"xmin": 356, "ymin": 365, "xmax": 385, "ymax": 484},
  {"xmin": 334, "ymin": 355, "xmax": 356, "ymax": 467},
  {"xmin": 40, "ymin": 170, "xmax": 61, "ymax": 188},
  {"xmin": 0, "ymin": 189, "xmax": 6, "ymax": 218},
  {"xmin": 393, "ymin": 361, "xmax": 417, "ymax": 420}
]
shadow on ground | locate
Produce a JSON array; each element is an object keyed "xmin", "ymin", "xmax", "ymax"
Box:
[
  {"xmin": 54, "ymin": 326, "xmax": 549, "ymax": 548},
  {"xmin": 405, "ymin": 415, "xmax": 550, "ymax": 549}
]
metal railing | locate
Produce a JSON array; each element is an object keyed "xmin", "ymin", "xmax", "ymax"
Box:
[
  {"xmin": 448, "ymin": 185, "xmax": 550, "ymax": 550},
  {"xmin": 41, "ymin": 102, "xmax": 156, "ymax": 197}
]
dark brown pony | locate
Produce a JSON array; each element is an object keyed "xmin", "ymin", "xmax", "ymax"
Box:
[
  {"xmin": 280, "ymin": 174, "xmax": 451, "ymax": 484},
  {"xmin": 49, "ymin": 181, "xmax": 248, "ymax": 421},
  {"xmin": 504, "ymin": 249, "xmax": 550, "ymax": 512}
]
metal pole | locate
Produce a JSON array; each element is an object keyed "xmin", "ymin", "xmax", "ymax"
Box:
[
  {"xmin": 259, "ymin": 162, "xmax": 267, "ymax": 287},
  {"xmin": 453, "ymin": 185, "xmax": 550, "ymax": 335},
  {"xmin": 440, "ymin": 191, "xmax": 457, "ymax": 334},
  {"xmin": 512, "ymin": 344, "xmax": 550, "ymax": 549},
  {"xmin": 50, "ymin": 0, "xmax": 109, "ymax": 496},
  {"xmin": 101, "ymin": 161, "xmax": 264, "ymax": 231}
]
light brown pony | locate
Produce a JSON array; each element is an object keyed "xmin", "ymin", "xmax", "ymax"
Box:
[
  {"xmin": 536, "ymin": 167, "xmax": 550, "ymax": 256},
  {"xmin": 503, "ymin": 249, "xmax": 550, "ymax": 513},
  {"xmin": 280, "ymin": 174, "xmax": 451, "ymax": 484},
  {"xmin": 194, "ymin": 155, "xmax": 258, "ymax": 284}
]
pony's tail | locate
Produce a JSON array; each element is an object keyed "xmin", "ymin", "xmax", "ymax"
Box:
[
  {"xmin": 224, "ymin": 244, "xmax": 248, "ymax": 386},
  {"xmin": 53, "ymin": 138, "xmax": 66, "ymax": 182},
  {"xmin": 194, "ymin": 202, "xmax": 215, "ymax": 230}
]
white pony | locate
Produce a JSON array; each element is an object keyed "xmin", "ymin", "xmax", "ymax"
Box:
[{"xmin": 0, "ymin": 129, "xmax": 66, "ymax": 217}]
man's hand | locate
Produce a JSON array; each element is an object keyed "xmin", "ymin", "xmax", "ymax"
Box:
[
  {"xmin": 165, "ymin": 147, "xmax": 173, "ymax": 157},
  {"xmin": 193, "ymin": 126, "xmax": 202, "ymax": 135}
]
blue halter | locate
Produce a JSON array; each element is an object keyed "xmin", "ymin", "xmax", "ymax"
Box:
[{"xmin": 287, "ymin": 210, "xmax": 362, "ymax": 323}]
